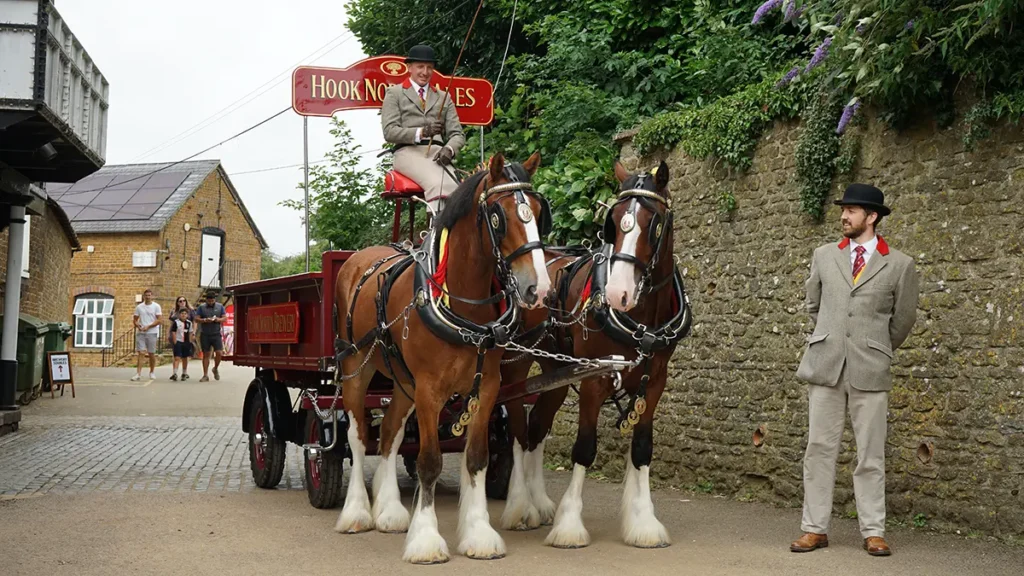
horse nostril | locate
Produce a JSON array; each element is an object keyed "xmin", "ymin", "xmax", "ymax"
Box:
[
  {"xmin": 620, "ymin": 292, "xmax": 628, "ymax": 307},
  {"xmin": 524, "ymin": 285, "xmax": 538, "ymax": 305}
]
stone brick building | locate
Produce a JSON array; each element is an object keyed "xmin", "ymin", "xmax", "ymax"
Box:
[
  {"xmin": 48, "ymin": 160, "xmax": 267, "ymax": 367},
  {"xmin": 546, "ymin": 115, "xmax": 1024, "ymax": 538},
  {"xmin": 0, "ymin": 196, "xmax": 81, "ymax": 324}
]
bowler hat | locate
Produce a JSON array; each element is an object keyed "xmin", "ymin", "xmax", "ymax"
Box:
[
  {"xmin": 834, "ymin": 183, "xmax": 891, "ymax": 216},
  {"xmin": 405, "ymin": 44, "xmax": 437, "ymax": 64}
]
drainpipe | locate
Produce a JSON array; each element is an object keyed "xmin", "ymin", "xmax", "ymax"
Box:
[{"xmin": 1, "ymin": 205, "xmax": 27, "ymax": 411}]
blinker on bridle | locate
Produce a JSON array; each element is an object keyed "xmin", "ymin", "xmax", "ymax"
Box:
[{"xmin": 477, "ymin": 164, "xmax": 550, "ymax": 293}]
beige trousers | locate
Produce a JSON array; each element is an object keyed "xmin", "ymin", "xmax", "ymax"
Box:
[
  {"xmin": 392, "ymin": 145, "xmax": 459, "ymax": 214},
  {"xmin": 801, "ymin": 362, "xmax": 888, "ymax": 538}
]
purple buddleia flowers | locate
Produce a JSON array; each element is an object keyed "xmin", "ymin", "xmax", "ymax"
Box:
[
  {"xmin": 804, "ymin": 37, "xmax": 832, "ymax": 73},
  {"xmin": 856, "ymin": 23, "xmax": 866, "ymax": 35},
  {"xmin": 752, "ymin": 0, "xmax": 783, "ymax": 24},
  {"xmin": 836, "ymin": 99, "xmax": 861, "ymax": 134},
  {"xmin": 776, "ymin": 66, "xmax": 801, "ymax": 87},
  {"xmin": 784, "ymin": 1, "xmax": 797, "ymax": 22},
  {"xmin": 905, "ymin": 20, "xmax": 914, "ymax": 31},
  {"xmin": 834, "ymin": 13, "xmax": 844, "ymax": 25}
]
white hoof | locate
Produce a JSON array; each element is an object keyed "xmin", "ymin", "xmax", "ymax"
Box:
[
  {"xmin": 404, "ymin": 497, "xmax": 449, "ymax": 564},
  {"xmin": 534, "ymin": 492, "xmax": 557, "ymax": 526},
  {"xmin": 374, "ymin": 497, "xmax": 411, "ymax": 533},
  {"xmin": 544, "ymin": 515, "xmax": 591, "ymax": 549},
  {"xmin": 500, "ymin": 499, "xmax": 540, "ymax": 531},
  {"xmin": 458, "ymin": 523, "xmax": 507, "ymax": 559},
  {"xmin": 623, "ymin": 515, "xmax": 671, "ymax": 549},
  {"xmin": 403, "ymin": 528, "xmax": 450, "ymax": 564},
  {"xmin": 335, "ymin": 499, "xmax": 374, "ymax": 534}
]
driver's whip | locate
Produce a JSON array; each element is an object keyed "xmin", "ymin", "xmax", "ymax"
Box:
[{"xmin": 425, "ymin": 0, "xmax": 485, "ymax": 157}]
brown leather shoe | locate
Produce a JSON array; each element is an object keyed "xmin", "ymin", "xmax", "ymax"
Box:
[
  {"xmin": 864, "ymin": 536, "xmax": 892, "ymax": 556},
  {"xmin": 790, "ymin": 532, "xmax": 829, "ymax": 552}
]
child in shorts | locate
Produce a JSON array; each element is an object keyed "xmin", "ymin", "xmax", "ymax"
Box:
[{"xmin": 169, "ymin": 308, "xmax": 194, "ymax": 381}]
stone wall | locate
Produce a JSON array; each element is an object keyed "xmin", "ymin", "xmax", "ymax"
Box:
[
  {"xmin": 0, "ymin": 201, "xmax": 77, "ymax": 324},
  {"xmin": 547, "ymin": 113, "xmax": 1024, "ymax": 538},
  {"xmin": 68, "ymin": 166, "xmax": 264, "ymax": 367}
]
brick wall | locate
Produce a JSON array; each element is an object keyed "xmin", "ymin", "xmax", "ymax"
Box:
[
  {"xmin": 0, "ymin": 202, "xmax": 76, "ymax": 326},
  {"xmin": 546, "ymin": 113, "xmax": 1024, "ymax": 538},
  {"xmin": 68, "ymin": 166, "xmax": 263, "ymax": 366}
]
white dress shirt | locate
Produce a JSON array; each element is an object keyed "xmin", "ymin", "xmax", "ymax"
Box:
[{"xmin": 409, "ymin": 79, "xmax": 428, "ymax": 143}]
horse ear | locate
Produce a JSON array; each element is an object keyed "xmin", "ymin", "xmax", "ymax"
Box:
[
  {"xmin": 654, "ymin": 160, "xmax": 669, "ymax": 192},
  {"xmin": 614, "ymin": 161, "xmax": 629, "ymax": 184},
  {"xmin": 489, "ymin": 153, "xmax": 505, "ymax": 183},
  {"xmin": 522, "ymin": 151, "xmax": 541, "ymax": 176}
]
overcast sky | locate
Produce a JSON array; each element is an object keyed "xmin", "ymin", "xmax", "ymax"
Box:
[{"xmin": 56, "ymin": 0, "xmax": 386, "ymax": 257}]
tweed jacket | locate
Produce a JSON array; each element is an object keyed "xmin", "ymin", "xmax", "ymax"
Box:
[
  {"xmin": 796, "ymin": 236, "xmax": 919, "ymax": 392},
  {"xmin": 381, "ymin": 79, "xmax": 466, "ymax": 155}
]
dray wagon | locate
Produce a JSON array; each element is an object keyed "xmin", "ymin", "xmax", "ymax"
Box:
[{"xmin": 225, "ymin": 180, "xmax": 632, "ymax": 509}]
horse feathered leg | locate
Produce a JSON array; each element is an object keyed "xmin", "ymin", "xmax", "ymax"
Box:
[
  {"xmin": 335, "ymin": 362, "xmax": 375, "ymax": 534},
  {"xmin": 500, "ymin": 381, "xmax": 539, "ymax": 531},
  {"xmin": 458, "ymin": 366, "xmax": 506, "ymax": 559},
  {"xmin": 403, "ymin": 388, "xmax": 449, "ymax": 564},
  {"xmin": 545, "ymin": 376, "xmax": 604, "ymax": 548},
  {"xmin": 621, "ymin": 372, "xmax": 670, "ymax": 548},
  {"xmin": 372, "ymin": 386, "xmax": 414, "ymax": 533},
  {"xmin": 525, "ymin": 383, "xmax": 570, "ymax": 526}
]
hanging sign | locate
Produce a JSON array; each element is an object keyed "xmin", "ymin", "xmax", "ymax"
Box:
[{"xmin": 292, "ymin": 55, "xmax": 494, "ymax": 125}]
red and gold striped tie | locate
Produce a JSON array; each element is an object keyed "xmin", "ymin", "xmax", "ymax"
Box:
[{"xmin": 852, "ymin": 245, "xmax": 866, "ymax": 283}]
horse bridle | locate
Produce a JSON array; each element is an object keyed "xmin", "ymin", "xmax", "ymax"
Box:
[
  {"xmin": 478, "ymin": 165, "xmax": 551, "ymax": 291},
  {"xmin": 602, "ymin": 173, "xmax": 674, "ymax": 298}
]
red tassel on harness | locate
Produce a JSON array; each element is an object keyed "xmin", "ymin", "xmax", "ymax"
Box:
[
  {"xmin": 579, "ymin": 275, "xmax": 593, "ymax": 306},
  {"xmin": 430, "ymin": 245, "xmax": 449, "ymax": 298}
]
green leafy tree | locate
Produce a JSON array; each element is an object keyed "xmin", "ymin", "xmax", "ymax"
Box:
[{"xmin": 281, "ymin": 117, "xmax": 394, "ymax": 251}]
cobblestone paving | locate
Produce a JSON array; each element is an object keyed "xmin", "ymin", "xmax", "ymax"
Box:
[
  {"xmin": 0, "ymin": 416, "xmax": 306, "ymax": 497},
  {"xmin": 0, "ymin": 415, "xmax": 458, "ymax": 498}
]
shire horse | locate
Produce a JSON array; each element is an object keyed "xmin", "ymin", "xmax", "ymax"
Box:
[
  {"xmin": 498, "ymin": 160, "xmax": 691, "ymax": 548},
  {"xmin": 331, "ymin": 152, "xmax": 552, "ymax": 564}
]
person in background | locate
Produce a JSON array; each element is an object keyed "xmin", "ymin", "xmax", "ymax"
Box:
[
  {"xmin": 168, "ymin": 308, "xmax": 194, "ymax": 381},
  {"xmin": 131, "ymin": 289, "xmax": 162, "ymax": 382},
  {"xmin": 173, "ymin": 296, "xmax": 195, "ymax": 321},
  {"xmin": 195, "ymin": 290, "xmax": 227, "ymax": 382}
]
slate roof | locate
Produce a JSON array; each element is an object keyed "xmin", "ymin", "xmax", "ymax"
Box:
[{"xmin": 46, "ymin": 160, "xmax": 267, "ymax": 247}]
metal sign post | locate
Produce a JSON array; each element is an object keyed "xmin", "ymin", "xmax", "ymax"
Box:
[{"xmin": 303, "ymin": 116, "xmax": 310, "ymax": 272}]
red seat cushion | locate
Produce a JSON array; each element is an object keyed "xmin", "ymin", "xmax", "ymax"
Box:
[{"xmin": 383, "ymin": 170, "xmax": 424, "ymax": 198}]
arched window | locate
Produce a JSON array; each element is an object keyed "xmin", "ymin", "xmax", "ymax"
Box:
[{"xmin": 73, "ymin": 293, "xmax": 114, "ymax": 348}]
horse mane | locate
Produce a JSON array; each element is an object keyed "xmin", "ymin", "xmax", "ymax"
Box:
[{"xmin": 432, "ymin": 162, "xmax": 531, "ymax": 230}]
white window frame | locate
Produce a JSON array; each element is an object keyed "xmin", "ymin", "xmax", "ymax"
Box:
[
  {"xmin": 73, "ymin": 295, "xmax": 114, "ymax": 348},
  {"xmin": 21, "ymin": 214, "xmax": 30, "ymax": 278}
]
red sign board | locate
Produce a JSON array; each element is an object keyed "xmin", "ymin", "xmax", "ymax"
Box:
[
  {"xmin": 247, "ymin": 303, "xmax": 300, "ymax": 344},
  {"xmin": 292, "ymin": 55, "xmax": 494, "ymax": 125}
]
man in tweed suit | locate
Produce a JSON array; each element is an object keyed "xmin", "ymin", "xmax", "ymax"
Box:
[
  {"xmin": 791, "ymin": 183, "xmax": 919, "ymax": 557},
  {"xmin": 381, "ymin": 44, "xmax": 466, "ymax": 215}
]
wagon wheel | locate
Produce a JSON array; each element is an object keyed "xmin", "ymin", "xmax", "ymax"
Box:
[
  {"xmin": 304, "ymin": 410, "xmax": 345, "ymax": 509},
  {"xmin": 248, "ymin": 396, "xmax": 286, "ymax": 489},
  {"xmin": 485, "ymin": 409, "xmax": 514, "ymax": 500}
]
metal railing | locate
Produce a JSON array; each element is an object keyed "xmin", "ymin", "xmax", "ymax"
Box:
[
  {"xmin": 222, "ymin": 260, "xmax": 245, "ymax": 288},
  {"xmin": 101, "ymin": 327, "xmax": 169, "ymax": 367}
]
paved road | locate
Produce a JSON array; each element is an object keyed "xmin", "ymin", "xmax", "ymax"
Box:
[{"xmin": 1, "ymin": 364, "xmax": 1022, "ymax": 575}]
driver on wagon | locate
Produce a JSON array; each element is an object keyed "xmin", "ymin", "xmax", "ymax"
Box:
[{"xmin": 381, "ymin": 44, "xmax": 466, "ymax": 216}]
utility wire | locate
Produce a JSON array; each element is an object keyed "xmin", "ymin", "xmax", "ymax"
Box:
[{"xmin": 129, "ymin": 31, "xmax": 357, "ymax": 162}]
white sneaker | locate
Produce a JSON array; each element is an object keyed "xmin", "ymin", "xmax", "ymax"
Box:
[
  {"xmin": 131, "ymin": 374, "xmax": 141, "ymax": 381},
  {"xmin": 148, "ymin": 372, "xmax": 155, "ymax": 380}
]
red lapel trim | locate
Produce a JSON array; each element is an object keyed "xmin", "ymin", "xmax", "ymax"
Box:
[
  {"xmin": 401, "ymin": 79, "xmax": 412, "ymax": 89},
  {"xmin": 838, "ymin": 236, "xmax": 889, "ymax": 255}
]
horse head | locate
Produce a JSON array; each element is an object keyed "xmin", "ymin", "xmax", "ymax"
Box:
[
  {"xmin": 604, "ymin": 160, "xmax": 673, "ymax": 312},
  {"xmin": 476, "ymin": 152, "xmax": 551, "ymax": 309}
]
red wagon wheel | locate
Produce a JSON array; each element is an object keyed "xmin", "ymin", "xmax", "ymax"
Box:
[
  {"xmin": 304, "ymin": 409, "xmax": 345, "ymax": 509},
  {"xmin": 248, "ymin": 390, "xmax": 286, "ymax": 489}
]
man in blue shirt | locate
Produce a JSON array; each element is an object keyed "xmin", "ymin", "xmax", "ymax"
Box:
[{"xmin": 195, "ymin": 290, "xmax": 227, "ymax": 382}]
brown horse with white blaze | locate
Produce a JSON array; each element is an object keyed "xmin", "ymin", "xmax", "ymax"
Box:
[
  {"xmin": 332, "ymin": 152, "xmax": 551, "ymax": 564},
  {"xmin": 500, "ymin": 160, "xmax": 692, "ymax": 549}
]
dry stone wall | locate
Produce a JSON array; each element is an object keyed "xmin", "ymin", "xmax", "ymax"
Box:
[{"xmin": 547, "ymin": 113, "xmax": 1024, "ymax": 538}]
